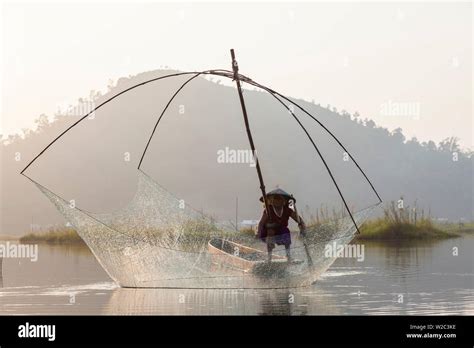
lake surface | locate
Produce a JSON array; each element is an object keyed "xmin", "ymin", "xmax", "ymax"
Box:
[{"xmin": 0, "ymin": 236, "xmax": 472, "ymax": 315}]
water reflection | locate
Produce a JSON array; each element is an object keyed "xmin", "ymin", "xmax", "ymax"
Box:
[
  {"xmin": 0, "ymin": 236, "xmax": 472, "ymax": 315},
  {"xmin": 104, "ymin": 286, "xmax": 340, "ymax": 315}
]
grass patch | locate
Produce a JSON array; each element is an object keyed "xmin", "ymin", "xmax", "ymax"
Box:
[
  {"xmin": 355, "ymin": 219, "xmax": 459, "ymax": 240},
  {"xmin": 354, "ymin": 200, "xmax": 463, "ymax": 241},
  {"xmin": 20, "ymin": 227, "xmax": 85, "ymax": 245}
]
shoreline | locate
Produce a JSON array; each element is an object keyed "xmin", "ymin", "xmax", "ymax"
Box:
[{"xmin": 11, "ymin": 221, "xmax": 473, "ymax": 246}]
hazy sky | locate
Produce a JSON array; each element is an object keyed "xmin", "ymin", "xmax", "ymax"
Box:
[{"xmin": 1, "ymin": 1, "xmax": 472, "ymax": 149}]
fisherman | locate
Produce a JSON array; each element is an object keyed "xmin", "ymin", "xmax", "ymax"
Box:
[{"xmin": 257, "ymin": 189, "xmax": 306, "ymax": 262}]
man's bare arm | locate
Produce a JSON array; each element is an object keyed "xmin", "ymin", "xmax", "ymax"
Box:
[{"xmin": 290, "ymin": 210, "xmax": 306, "ymax": 230}]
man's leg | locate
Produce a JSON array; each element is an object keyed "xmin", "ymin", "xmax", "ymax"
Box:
[
  {"xmin": 267, "ymin": 242, "xmax": 274, "ymax": 262},
  {"xmin": 285, "ymin": 244, "xmax": 292, "ymax": 262},
  {"xmin": 266, "ymin": 229, "xmax": 275, "ymax": 262}
]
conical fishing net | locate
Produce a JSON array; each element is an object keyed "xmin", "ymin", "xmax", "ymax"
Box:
[{"xmin": 25, "ymin": 70, "xmax": 380, "ymax": 288}]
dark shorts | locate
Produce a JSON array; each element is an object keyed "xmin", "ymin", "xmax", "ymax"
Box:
[{"xmin": 263, "ymin": 226, "xmax": 291, "ymax": 246}]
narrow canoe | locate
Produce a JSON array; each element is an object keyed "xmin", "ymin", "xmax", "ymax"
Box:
[{"xmin": 208, "ymin": 237, "xmax": 290, "ymax": 273}]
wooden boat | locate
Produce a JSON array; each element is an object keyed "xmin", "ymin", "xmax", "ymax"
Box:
[{"xmin": 208, "ymin": 238, "xmax": 300, "ymax": 275}]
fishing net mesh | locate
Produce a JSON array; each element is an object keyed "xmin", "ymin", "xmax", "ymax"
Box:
[{"xmin": 34, "ymin": 171, "xmax": 376, "ymax": 289}]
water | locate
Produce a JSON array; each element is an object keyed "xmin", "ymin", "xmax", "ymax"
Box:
[{"xmin": 0, "ymin": 236, "xmax": 472, "ymax": 315}]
